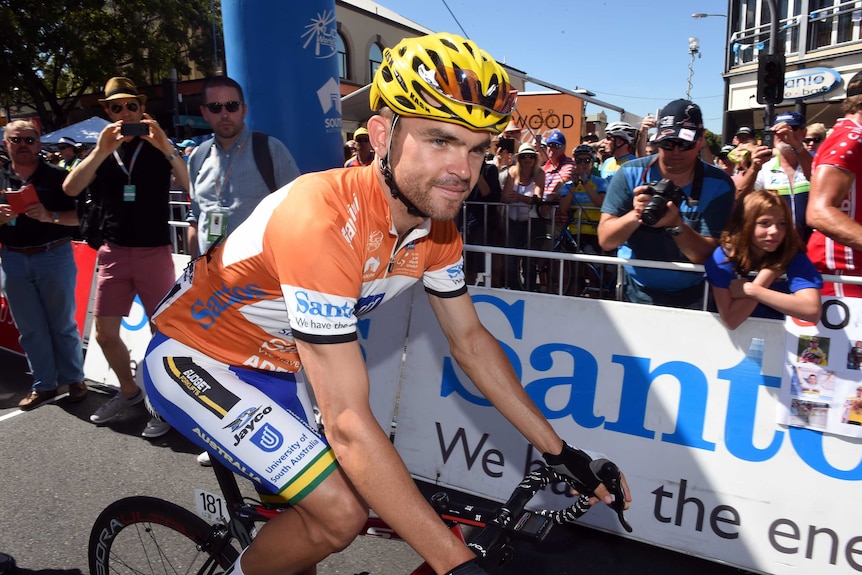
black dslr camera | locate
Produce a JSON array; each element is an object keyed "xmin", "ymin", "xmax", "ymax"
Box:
[{"xmin": 641, "ymin": 179, "xmax": 685, "ymax": 226}]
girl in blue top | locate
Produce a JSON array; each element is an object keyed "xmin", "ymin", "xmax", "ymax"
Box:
[{"xmin": 705, "ymin": 189, "xmax": 822, "ymax": 329}]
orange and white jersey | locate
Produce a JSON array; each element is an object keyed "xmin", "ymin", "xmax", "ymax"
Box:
[{"xmin": 154, "ymin": 165, "xmax": 467, "ymax": 372}]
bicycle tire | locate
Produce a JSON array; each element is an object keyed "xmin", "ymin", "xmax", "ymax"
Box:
[
  {"xmin": 518, "ymin": 235, "xmax": 573, "ymax": 294},
  {"xmin": 88, "ymin": 495, "xmax": 240, "ymax": 575}
]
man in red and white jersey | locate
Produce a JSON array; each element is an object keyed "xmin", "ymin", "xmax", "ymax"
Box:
[
  {"xmin": 807, "ymin": 71, "xmax": 862, "ymax": 297},
  {"xmin": 141, "ymin": 33, "xmax": 630, "ymax": 575}
]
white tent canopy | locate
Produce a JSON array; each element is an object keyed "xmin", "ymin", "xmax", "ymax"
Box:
[{"xmin": 40, "ymin": 116, "xmax": 109, "ymax": 144}]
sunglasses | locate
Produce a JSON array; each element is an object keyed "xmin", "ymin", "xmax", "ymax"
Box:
[
  {"xmin": 575, "ymin": 157, "xmax": 592, "ymax": 164},
  {"xmin": 205, "ymin": 101, "xmax": 243, "ymax": 114},
  {"xmin": 7, "ymin": 136, "xmax": 37, "ymax": 145},
  {"xmin": 656, "ymin": 139, "xmax": 697, "ymax": 152},
  {"xmin": 109, "ymin": 102, "xmax": 139, "ymax": 114},
  {"xmin": 547, "ymin": 142, "xmax": 563, "ymax": 149},
  {"xmin": 802, "ymin": 137, "xmax": 822, "ymax": 144},
  {"xmin": 355, "ymin": 137, "xmax": 370, "ymax": 143},
  {"xmin": 519, "ymin": 153, "xmax": 537, "ymax": 159}
]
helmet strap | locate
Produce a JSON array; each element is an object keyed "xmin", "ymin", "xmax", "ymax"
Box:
[{"xmin": 379, "ymin": 114, "xmax": 429, "ymax": 219}]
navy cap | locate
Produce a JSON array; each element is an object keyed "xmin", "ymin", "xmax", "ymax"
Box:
[
  {"xmin": 654, "ymin": 99, "xmax": 704, "ymax": 143},
  {"xmin": 774, "ymin": 111, "xmax": 805, "ymax": 127},
  {"xmin": 546, "ymin": 131, "xmax": 566, "ymax": 146}
]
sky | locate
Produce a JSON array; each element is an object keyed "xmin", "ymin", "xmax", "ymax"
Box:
[{"xmin": 374, "ymin": 0, "xmax": 730, "ymax": 136}]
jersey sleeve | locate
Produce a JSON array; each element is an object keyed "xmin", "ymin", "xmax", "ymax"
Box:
[
  {"xmin": 422, "ymin": 221, "xmax": 468, "ymax": 299},
  {"xmin": 601, "ymin": 168, "xmax": 634, "ymax": 217},
  {"xmin": 786, "ymin": 252, "xmax": 824, "ymax": 292},
  {"xmin": 704, "ymin": 246, "xmax": 735, "ymax": 289},
  {"xmin": 265, "ymin": 179, "xmax": 363, "ymax": 344}
]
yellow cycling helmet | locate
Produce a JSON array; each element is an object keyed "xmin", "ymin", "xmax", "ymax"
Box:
[{"xmin": 369, "ymin": 32, "xmax": 517, "ymax": 134}]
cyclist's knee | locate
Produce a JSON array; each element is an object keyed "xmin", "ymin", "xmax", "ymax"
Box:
[{"xmin": 301, "ymin": 473, "xmax": 368, "ymax": 550}]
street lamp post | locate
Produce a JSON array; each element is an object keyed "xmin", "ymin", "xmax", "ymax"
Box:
[
  {"xmin": 692, "ymin": 12, "xmax": 730, "ymax": 139},
  {"xmin": 686, "ymin": 37, "xmax": 701, "ymax": 101}
]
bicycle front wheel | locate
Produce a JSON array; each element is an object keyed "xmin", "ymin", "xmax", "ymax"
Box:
[{"xmin": 89, "ymin": 496, "xmax": 240, "ymax": 575}]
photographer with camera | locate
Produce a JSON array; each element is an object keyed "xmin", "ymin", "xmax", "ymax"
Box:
[
  {"xmin": 64, "ymin": 77, "xmax": 189, "ymax": 437},
  {"xmin": 598, "ymin": 99, "xmax": 735, "ymax": 308}
]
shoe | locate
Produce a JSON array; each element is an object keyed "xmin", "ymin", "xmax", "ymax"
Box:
[
  {"xmin": 90, "ymin": 388, "xmax": 144, "ymax": 424},
  {"xmin": 67, "ymin": 381, "xmax": 89, "ymax": 402},
  {"xmin": 142, "ymin": 416, "xmax": 171, "ymax": 438},
  {"xmin": 18, "ymin": 389, "xmax": 58, "ymax": 411},
  {"xmin": 197, "ymin": 451, "xmax": 212, "ymax": 467},
  {"xmin": 0, "ymin": 551, "xmax": 15, "ymax": 575}
]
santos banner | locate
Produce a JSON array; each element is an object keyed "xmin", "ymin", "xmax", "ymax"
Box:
[{"xmin": 360, "ymin": 284, "xmax": 862, "ymax": 575}]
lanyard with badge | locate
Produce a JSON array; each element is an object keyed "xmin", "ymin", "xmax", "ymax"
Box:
[
  {"xmin": 114, "ymin": 142, "xmax": 144, "ymax": 202},
  {"xmin": 207, "ymin": 135, "xmax": 249, "ymax": 242}
]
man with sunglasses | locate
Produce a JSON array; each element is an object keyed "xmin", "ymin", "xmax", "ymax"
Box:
[
  {"xmin": 599, "ymin": 121, "xmax": 637, "ymax": 182},
  {"xmin": 141, "ymin": 33, "xmax": 630, "ymax": 575},
  {"xmin": 753, "ymin": 111, "xmax": 813, "ymax": 243},
  {"xmin": 186, "ymin": 75, "xmax": 299, "ymax": 259},
  {"xmin": 1, "ymin": 120, "xmax": 86, "ymax": 410},
  {"xmin": 344, "ymin": 126, "xmax": 374, "ymax": 168},
  {"xmin": 599, "ymin": 99, "xmax": 734, "ymax": 308},
  {"xmin": 63, "ymin": 76, "xmax": 190, "ymax": 437},
  {"xmin": 541, "ymin": 131, "xmax": 575, "ymax": 201},
  {"xmin": 56, "ymin": 136, "xmax": 80, "ymax": 171}
]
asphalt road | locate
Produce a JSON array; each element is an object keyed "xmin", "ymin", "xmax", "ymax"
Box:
[{"xmin": 0, "ymin": 347, "xmax": 753, "ymax": 575}]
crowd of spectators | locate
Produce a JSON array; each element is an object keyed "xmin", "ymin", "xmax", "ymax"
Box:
[{"xmin": 456, "ymin": 71, "xmax": 862, "ymax": 329}]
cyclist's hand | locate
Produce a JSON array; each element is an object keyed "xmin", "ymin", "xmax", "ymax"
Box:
[
  {"xmin": 445, "ymin": 558, "xmax": 490, "ymax": 575},
  {"xmin": 543, "ymin": 442, "xmax": 632, "ymax": 521}
]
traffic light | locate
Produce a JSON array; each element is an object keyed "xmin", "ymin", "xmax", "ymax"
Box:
[{"xmin": 756, "ymin": 54, "xmax": 785, "ymax": 105}]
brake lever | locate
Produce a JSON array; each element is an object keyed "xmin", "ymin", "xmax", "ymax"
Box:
[{"xmin": 592, "ymin": 459, "xmax": 632, "ymax": 533}]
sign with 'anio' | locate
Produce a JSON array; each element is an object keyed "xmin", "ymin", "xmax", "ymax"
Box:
[{"xmin": 783, "ymin": 67, "xmax": 842, "ymax": 100}]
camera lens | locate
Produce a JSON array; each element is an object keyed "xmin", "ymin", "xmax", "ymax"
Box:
[{"xmin": 640, "ymin": 195, "xmax": 667, "ymax": 226}]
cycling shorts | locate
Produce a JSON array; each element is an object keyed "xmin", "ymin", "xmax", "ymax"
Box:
[{"xmin": 142, "ymin": 332, "xmax": 337, "ymax": 504}]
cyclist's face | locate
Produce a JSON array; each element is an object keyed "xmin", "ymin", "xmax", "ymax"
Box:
[
  {"xmin": 389, "ymin": 116, "xmax": 489, "ymax": 221},
  {"xmin": 574, "ymin": 155, "xmax": 592, "ymax": 174}
]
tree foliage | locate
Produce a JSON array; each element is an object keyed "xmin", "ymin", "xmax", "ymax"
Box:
[{"xmin": 0, "ymin": 0, "xmax": 223, "ymax": 131}]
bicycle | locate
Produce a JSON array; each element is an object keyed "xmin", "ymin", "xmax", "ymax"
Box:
[
  {"xmin": 88, "ymin": 454, "xmax": 630, "ymax": 574},
  {"xmin": 517, "ymin": 202, "xmax": 617, "ymax": 298}
]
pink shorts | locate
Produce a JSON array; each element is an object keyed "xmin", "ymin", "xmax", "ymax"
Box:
[{"xmin": 95, "ymin": 243, "xmax": 176, "ymax": 317}]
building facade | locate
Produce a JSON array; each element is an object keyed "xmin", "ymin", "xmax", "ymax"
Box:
[{"xmin": 723, "ymin": 0, "xmax": 862, "ymax": 138}]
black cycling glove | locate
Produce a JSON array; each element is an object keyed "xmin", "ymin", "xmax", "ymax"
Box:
[
  {"xmin": 444, "ymin": 559, "xmax": 490, "ymax": 575},
  {"xmin": 542, "ymin": 441, "xmax": 602, "ymax": 495}
]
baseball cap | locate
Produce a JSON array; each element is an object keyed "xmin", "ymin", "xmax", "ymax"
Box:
[
  {"xmin": 58, "ymin": 136, "xmax": 77, "ymax": 147},
  {"xmin": 847, "ymin": 71, "xmax": 862, "ymax": 97},
  {"xmin": 516, "ymin": 142, "xmax": 538, "ymax": 156},
  {"xmin": 735, "ymin": 126, "xmax": 753, "ymax": 136},
  {"xmin": 654, "ymin": 99, "xmax": 704, "ymax": 143},
  {"xmin": 718, "ymin": 144, "xmax": 736, "ymax": 158},
  {"xmin": 546, "ymin": 131, "xmax": 566, "ymax": 147},
  {"xmin": 353, "ymin": 127, "xmax": 369, "ymax": 139},
  {"xmin": 774, "ymin": 111, "xmax": 805, "ymax": 127}
]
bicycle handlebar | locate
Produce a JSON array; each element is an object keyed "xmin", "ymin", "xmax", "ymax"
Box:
[{"xmin": 432, "ymin": 462, "xmax": 630, "ymax": 564}]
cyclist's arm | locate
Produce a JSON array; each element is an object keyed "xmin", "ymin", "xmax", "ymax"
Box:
[
  {"xmin": 806, "ymin": 164, "xmax": 862, "ymax": 250},
  {"xmin": 427, "ymin": 291, "xmax": 615, "ymax": 505},
  {"xmin": 294, "ymin": 337, "xmax": 475, "ymax": 575}
]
